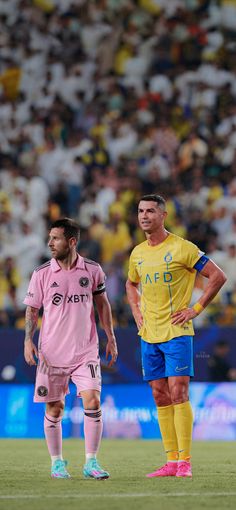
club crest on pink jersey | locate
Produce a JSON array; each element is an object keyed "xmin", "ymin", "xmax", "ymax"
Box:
[{"xmin": 79, "ymin": 277, "xmax": 89, "ymax": 287}]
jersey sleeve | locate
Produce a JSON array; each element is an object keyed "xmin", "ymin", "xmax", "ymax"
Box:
[
  {"xmin": 92, "ymin": 264, "xmax": 106, "ymax": 295},
  {"xmin": 23, "ymin": 270, "xmax": 44, "ymax": 308},
  {"xmin": 181, "ymin": 239, "xmax": 205, "ymax": 270},
  {"xmin": 128, "ymin": 249, "xmax": 140, "ymax": 283}
]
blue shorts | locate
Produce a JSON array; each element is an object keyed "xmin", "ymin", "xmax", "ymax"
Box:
[{"xmin": 141, "ymin": 336, "xmax": 194, "ymax": 381}]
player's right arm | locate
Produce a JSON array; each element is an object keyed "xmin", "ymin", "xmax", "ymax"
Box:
[
  {"xmin": 126, "ymin": 248, "xmax": 143, "ymax": 329},
  {"xmin": 126, "ymin": 279, "xmax": 143, "ymax": 329},
  {"xmin": 23, "ymin": 269, "xmax": 43, "ymax": 366},
  {"xmin": 24, "ymin": 305, "xmax": 39, "ymax": 366}
]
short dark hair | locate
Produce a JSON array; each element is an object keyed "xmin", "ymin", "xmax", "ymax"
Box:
[
  {"xmin": 139, "ymin": 194, "xmax": 166, "ymax": 210},
  {"xmin": 50, "ymin": 218, "xmax": 80, "ymax": 241}
]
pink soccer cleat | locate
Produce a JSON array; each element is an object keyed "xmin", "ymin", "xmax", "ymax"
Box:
[
  {"xmin": 146, "ymin": 462, "xmax": 178, "ymax": 478},
  {"xmin": 176, "ymin": 460, "xmax": 192, "ymax": 478}
]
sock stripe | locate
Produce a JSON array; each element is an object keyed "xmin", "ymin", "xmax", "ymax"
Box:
[
  {"xmin": 84, "ymin": 410, "xmax": 102, "ymax": 419},
  {"xmin": 45, "ymin": 415, "xmax": 62, "ymax": 424}
]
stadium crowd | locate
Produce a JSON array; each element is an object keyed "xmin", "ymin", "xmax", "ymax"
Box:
[{"xmin": 1, "ymin": 0, "xmax": 236, "ymax": 328}]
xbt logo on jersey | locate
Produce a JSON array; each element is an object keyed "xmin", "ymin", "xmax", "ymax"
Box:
[{"xmin": 52, "ymin": 293, "xmax": 89, "ymax": 305}]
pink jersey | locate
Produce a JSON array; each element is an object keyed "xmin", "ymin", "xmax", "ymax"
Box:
[{"xmin": 24, "ymin": 255, "xmax": 106, "ymax": 367}]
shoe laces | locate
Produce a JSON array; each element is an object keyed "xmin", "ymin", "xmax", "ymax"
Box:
[
  {"xmin": 178, "ymin": 461, "xmax": 190, "ymax": 472},
  {"xmin": 87, "ymin": 458, "xmax": 106, "ymax": 473},
  {"xmin": 88, "ymin": 459, "xmax": 101, "ymax": 469},
  {"xmin": 54, "ymin": 459, "xmax": 68, "ymax": 473}
]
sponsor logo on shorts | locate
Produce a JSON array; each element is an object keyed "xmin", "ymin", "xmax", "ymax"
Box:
[
  {"xmin": 175, "ymin": 365, "xmax": 188, "ymax": 372},
  {"xmin": 79, "ymin": 277, "xmax": 89, "ymax": 288},
  {"xmin": 37, "ymin": 385, "xmax": 48, "ymax": 397},
  {"xmin": 52, "ymin": 292, "xmax": 63, "ymax": 305}
]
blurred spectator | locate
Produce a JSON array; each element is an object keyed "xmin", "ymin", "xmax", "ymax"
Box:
[
  {"xmin": 219, "ymin": 241, "xmax": 236, "ymax": 305},
  {"xmin": 78, "ymin": 227, "xmax": 101, "ymax": 262},
  {"xmin": 187, "ymin": 208, "xmax": 217, "ymax": 252},
  {"xmin": 205, "ymin": 237, "xmax": 227, "ymax": 269},
  {"xmin": 1, "ymin": 0, "xmax": 236, "ymax": 327},
  {"xmin": 207, "ymin": 340, "xmax": 236, "ymax": 382},
  {"xmin": 178, "ymin": 130, "xmax": 208, "ymax": 173},
  {"xmin": 0, "ymin": 256, "xmax": 21, "ymax": 326},
  {"xmin": 13, "ymin": 221, "xmax": 45, "ymax": 280},
  {"xmin": 100, "ymin": 211, "xmax": 132, "ymax": 264},
  {"xmin": 51, "ymin": 181, "xmax": 70, "ymax": 216}
]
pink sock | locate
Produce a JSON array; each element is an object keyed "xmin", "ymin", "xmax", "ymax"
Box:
[
  {"xmin": 84, "ymin": 408, "xmax": 103, "ymax": 455},
  {"xmin": 44, "ymin": 413, "xmax": 62, "ymax": 457}
]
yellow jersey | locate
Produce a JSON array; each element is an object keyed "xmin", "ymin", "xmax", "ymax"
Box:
[{"xmin": 128, "ymin": 233, "xmax": 203, "ymax": 343}]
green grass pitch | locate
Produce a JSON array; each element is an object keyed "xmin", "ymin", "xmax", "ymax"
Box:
[{"xmin": 0, "ymin": 440, "xmax": 236, "ymax": 510}]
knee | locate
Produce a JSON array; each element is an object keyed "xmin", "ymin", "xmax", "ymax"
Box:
[
  {"xmin": 170, "ymin": 383, "xmax": 189, "ymax": 404},
  {"xmin": 152, "ymin": 386, "xmax": 172, "ymax": 407},
  {"xmin": 84, "ymin": 396, "xmax": 100, "ymax": 410},
  {"xmin": 46, "ymin": 400, "xmax": 64, "ymax": 418}
]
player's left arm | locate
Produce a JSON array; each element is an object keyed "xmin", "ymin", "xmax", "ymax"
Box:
[
  {"xmin": 94, "ymin": 292, "xmax": 118, "ymax": 366},
  {"xmin": 171, "ymin": 259, "xmax": 227, "ymax": 326}
]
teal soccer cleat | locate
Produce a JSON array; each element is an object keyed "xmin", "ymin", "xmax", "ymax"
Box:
[
  {"xmin": 83, "ymin": 459, "xmax": 109, "ymax": 480},
  {"xmin": 51, "ymin": 459, "xmax": 71, "ymax": 479}
]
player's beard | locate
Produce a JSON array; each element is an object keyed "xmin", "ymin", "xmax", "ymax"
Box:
[{"xmin": 53, "ymin": 247, "xmax": 71, "ymax": 261}]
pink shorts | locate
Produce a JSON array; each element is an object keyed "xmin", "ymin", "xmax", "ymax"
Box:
[{"xmin": 34, "ymin": 352, "xmax": 101, "ymax": 403}]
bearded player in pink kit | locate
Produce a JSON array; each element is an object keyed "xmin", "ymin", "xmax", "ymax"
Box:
[{"xmin": 24, "ymin": 218, "xmax": 118, "ymax": 480}]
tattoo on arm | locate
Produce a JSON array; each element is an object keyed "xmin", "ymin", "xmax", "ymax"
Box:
[{"xmin": 25, "ymin": 306, "xmax": 39, "ymax": 342}]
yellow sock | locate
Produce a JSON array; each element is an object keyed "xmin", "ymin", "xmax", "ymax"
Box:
[
  {"xmin": 173, "ymin": 401, "xmax": 193, "ymax": 461},
  {"xmin": 157, "ymin": 404, "xmax": 179, "ymax": 462}
]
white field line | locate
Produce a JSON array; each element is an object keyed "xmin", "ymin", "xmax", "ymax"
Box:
[{"xmin": 0, "ymin": 493, "xmax": 236, "ymax": 499}]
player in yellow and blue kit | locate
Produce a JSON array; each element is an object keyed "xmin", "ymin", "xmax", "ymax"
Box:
[{"xmin": 126, "ymin": 194, "xmax": 226, "ymax": 478}]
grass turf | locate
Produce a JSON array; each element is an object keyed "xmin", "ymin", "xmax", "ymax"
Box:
[{"xmin": 0, "ymin": 440, "xmax": 236, "ymax": 510}]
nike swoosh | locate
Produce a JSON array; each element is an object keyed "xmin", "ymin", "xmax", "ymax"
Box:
[
  {"xmin": 175, "ymin": 366, "xmax": 188, "ymax": 372},
  {"xmin": 138, "ymin": 260, "xmax": 144, "ymax": 265}
]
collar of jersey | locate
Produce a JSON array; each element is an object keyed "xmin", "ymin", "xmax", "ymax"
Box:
[{"xmin": 50, "ymin": 254, "xmax": 85, "ymax": 272}]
